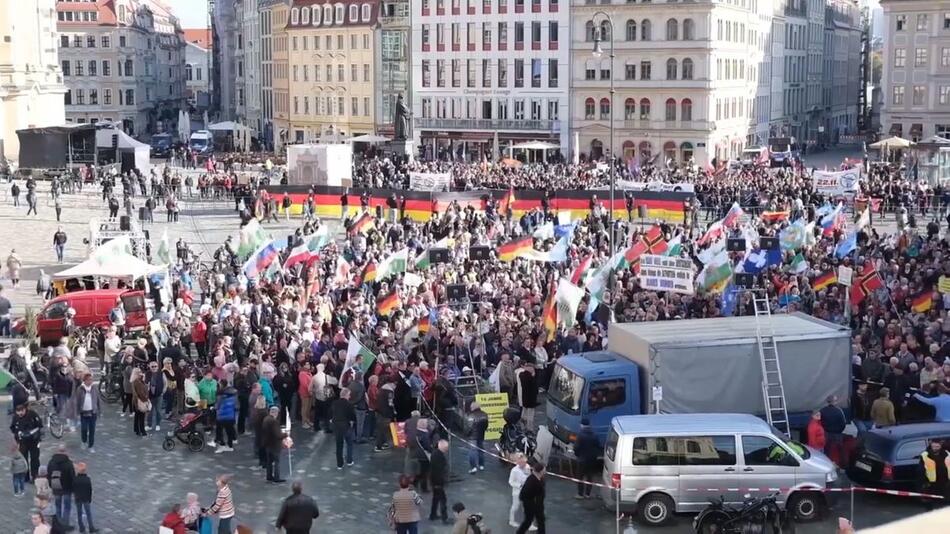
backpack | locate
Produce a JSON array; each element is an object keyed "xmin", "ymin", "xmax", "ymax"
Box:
[{"xmin": 50, "ymin": 469, "xmax": 63, "ymax": 492}]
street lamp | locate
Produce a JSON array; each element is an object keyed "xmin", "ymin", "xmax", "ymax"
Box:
[{"xmin": 591, "ymin": 12, "xmax": 616, "ymax": 256}]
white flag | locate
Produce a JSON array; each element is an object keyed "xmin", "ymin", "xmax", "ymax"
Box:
[
  {"xmin": 555, "ymin": 278, "xmax": 585, "ymax": 328},
  {"xmin": 533, "ymin": 221, "xmax": 555, "ymax": 240}
]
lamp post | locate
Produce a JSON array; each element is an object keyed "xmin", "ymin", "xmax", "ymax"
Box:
[{"xmin": 591, "ymin": 12, "xmax": 616, "ymax": 255}]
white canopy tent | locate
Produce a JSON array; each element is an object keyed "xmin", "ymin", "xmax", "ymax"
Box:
[
  {"xmin": 54, "ymin": 252, "xmax": 162, "ymax": 280},
  {"xmin": 95, "ymin": 128, "xmax": 151, "ymax": 173},
  {"xmin": 869, "ymin": 136, "xmax": 913, "ymax": 150},
  {"xmin": 349, "ymin": 134, "xmax": 390, "ymax": 144}
]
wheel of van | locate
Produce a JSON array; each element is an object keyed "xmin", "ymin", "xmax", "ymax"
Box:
[
  {"xmin": 638, "ymin": 493, "xmax": 674, "ymax": 526},
  {"xmin": 787, "ymin": 492, "xmax": 822, "ymax": 522}
]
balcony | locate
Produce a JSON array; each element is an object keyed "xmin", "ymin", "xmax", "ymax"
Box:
[{"xmin": 417, "ymin": 117, "xmax": 560, "ymax": 132}]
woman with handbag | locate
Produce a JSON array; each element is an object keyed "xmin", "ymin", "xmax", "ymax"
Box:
[{"xmin": 131, "ymin": 368, "xmax": 150, "ymax": 437}]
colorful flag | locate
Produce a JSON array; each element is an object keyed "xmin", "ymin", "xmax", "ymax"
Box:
[
  {"xmin": 820, "ymin": 202, "xmax": 843, "ymax": 231},
  {"xmin": 697, "ymin": 221, "xmax": 725, "ymax": 246},
  {"xmin": 641, "ymin": 225, "xmax": 668, "ymax": 255},
  {"xmin": 665, "ymin": 234, "xmax": 683, "ymax": 257},
  {"xmin": 555, "ymin": 278, "xmax": 585, "ymax": 328},
  {"xmin": 264, "ymin": 256, "xmax": 283, "ymax": 281},
  {"xmin": 418, "ymin": 314, "xmax": 431, "ymax": 334},
  {"xmin": 740, "ymin": 247, "xmax": 782, "ymax": 274},
  {"xmin": 519, "ymin": 235, "xmax": 569, "ymax": 263},
  {"xmin": 780, "ymin": 219, "xmax": 807, "ymax": 251},
  {"xmin": 697, "ymin": 250, "xmax": 733, "ymax": 294},
  {"xmin": 533, "ymin": 221, "xmax": 555, "ymax": 240},
  {"xmin": 542, "ymin": 280, "xmax": 558, "ymax": 342},
  {"xmin": 237, "ymin": 219, "xmax": 270, "ymax": 259},
  {"xmin": 379, "ymin": 248, "xmax": 409, "ymax": 279},
  {"xmin": 333, "ymin": 256, "xmax": 351, "ymax": 287},
  {"xmin": 242, "ymin": 240, "xmax": 279, "ymax": 280},
  {"xmin": 350, "ymin": 211, "xmax": 376, "ymax": 234},
  {"xmin": 570, "ymin": 255, "xmax": 593, "ymax": 285},
  {"xmin": 92, "ymin": 235, "xmax": 134, "ymax": 264},
  {"xmin": 787, "ymin": 252, "xmax": 808, "ymax": 274},
  {"xmin": 912, "ymin": 291, "xmax": 935, "ymax": 313},
  {"xmin": 346, "ymin": 334, "xmax": 377, "ymax": 374},
  {"xmin": 855, "ymin": 207, "xmax": 871, "ymax": 230},
  {"xmin": 497, "ymin": 237, "xmax": 533, "ymax": 262},
  {"xmin": 756, "ymin": 146, "xmax": 770, "ymax": 166},
  {"xmin": 722, "ymin": 202, "xmax": 745, "ymax": 227},
  {"xmin": 721, "ymin": 284, "xmax": 739, "ymax": 316},
  {"xmin": 414, "ymin": 248, "xmax": 431, "ymax": 271},
  {"xmin": 761, "ymin": 211, "xmax": 790, "ymax": 223},
  {"xmin": 834, "ymin": 232, "xmax": 858, "ymax": 258},
  {"xmin": 307, "ymin": 225, "xmax": 331, "ymax": 253},
  {"xmin": 284, "ymin": 243, "xmax": 312, "ymax": 270},
  {"xmin": 850, "ymin": 264, "xmax": 883, "ymax": 306},
  {"xmin": 360, "ymin": 262, "xmax": 378, "ymax": 285},
  {"xmin": 0, "ymin": 367, "xmax": 15, "ymax": 389},
  {"xmin": 377, "ymin": 291, "xmax": 401, "ymax": 316},
  {"xmin": 812, "ymin": 271, "xmax": 837, "ymax": 292}
]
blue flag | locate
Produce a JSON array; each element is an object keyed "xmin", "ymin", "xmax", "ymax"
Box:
[
  {"xmin": 741, "ymin": 248, "xmax": 782, "ymax": 274},
  {"xmin": 834, "ymin": 232, "xmax": 857, "ymax": 258},
  {"xmin": 721, "ymin": 284, "xmax": 738, "ymax": 316}
]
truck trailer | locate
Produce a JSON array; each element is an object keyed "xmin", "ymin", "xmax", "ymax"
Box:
[{"xmin": 546, "ymin": 312, "xmax": 852, "ymax": 448}]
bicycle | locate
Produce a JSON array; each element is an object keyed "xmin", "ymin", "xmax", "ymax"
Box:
[
  {"xmin": 30, "ymin": 397, "xmax": 64, "ymax": 440},
  {"xmin": 70, "ymin": 326, "xmax": 100, "ymax": 357}
]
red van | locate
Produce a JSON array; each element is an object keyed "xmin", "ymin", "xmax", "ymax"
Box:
[{"xmin": 33, "ymin": 289, "xmax": 148, "ymax": 345}]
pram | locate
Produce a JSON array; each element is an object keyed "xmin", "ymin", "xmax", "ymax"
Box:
[{"xmin": 162, "ymin": 403, "xmax": 211, "ymax": 452}]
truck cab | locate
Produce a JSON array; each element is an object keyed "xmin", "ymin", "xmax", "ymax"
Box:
[{"xmin": 545, "ymin": 351, "xmax": 641, "ymax": 451}]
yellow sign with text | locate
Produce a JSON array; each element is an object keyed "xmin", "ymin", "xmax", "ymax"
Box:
[{"xmin": 475, "ymin": 392, "xmax": 510, "ymax": 441}]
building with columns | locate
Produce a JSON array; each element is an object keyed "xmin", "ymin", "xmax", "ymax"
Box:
[
  {"xmin": 410, "ymin": 0, "xmax": 570, "ymax": 161},
  {"xmin": 570, "ymin": 0, "xmax": 765, "ymax": 165},
  {"xmin": 0, "ymin": 0, "xmax": 66, "ymax": 161}
]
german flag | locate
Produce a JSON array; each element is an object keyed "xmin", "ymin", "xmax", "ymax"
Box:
[
  {"xmin": 350, "ymin": 211, "xmax": 376, "ymax": 235},
  {"xmin": 813, "ymin": 271, "xmax": 837, "ymax": 292},
  {"xmin": 418, "ymin": 314, "xmax": 431, "ymax": 334},
  {"xmin": 542, "ymin": 280, "xmax": 558, "ymax": 342},
  {"xmin": 360, "ymin": 262, "xmax": 378, "ymax": 285},
  {"xmin": 912, "ymin": 291, "xmax": 934, "ymax": 313},
  {"xmin": 377, "ymin": 291, "xmax": 401, "ymax": 316},
  {"xmin": 500, "ymin": 187, "xmax": 515, "ymax": 216},
  {"xmin": 497, "ymin": 237, "xmax": 533, "ymax": 262}
]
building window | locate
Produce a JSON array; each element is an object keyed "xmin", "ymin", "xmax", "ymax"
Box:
[
  {"xmin": 515, "ymin": 22, "xmax": 524, "ymax": 48},
  {"xmin": 599, "ymin": 98, "xmax": 610, "ymax": 120},
  {"xmin": 498, "ymin": 59, "xmax": 507, "ymax": 86},
  {"xmin": 101, "ymin": 36, "xmax": 111, "ymax": 48},
  {"xmin": 437, "ymin": 60, "xmax": 445, "ymax": 87},
  {"xmin": 326, "ymin": 65, "xmax": 332, "ymax": 81},
  {"xmin": 642, "ymin": 19, "xmax": 652, "ymax": 40},
  {"xmin": 549, "ymin": 21, "xmax": 558, "ymax": 46},
  {"xmin": 913, "ymin": 85, "xmax": 926, "ymax": 105},
  {"xmin": 119, "ymin": 35, "xmax": 126, "ymax": 47},
  {"xmin": 73, "ymin": 35, "xmax": 81, "ymax": 48},
  {"xmin": 103, "ymin": 61, "xmax": 111, "ymax": 76},
  {"xmin": 640, "ymin": 98, "xmax": 651, "ymax": 119},
  {"xmin": 918, "ymin": 14, "xmax": 929, "ymax": 31},
  {"xmin": 531, "ymin": 59, "xmax": 541, "ymax": 87},
  {"xmin": 422, "ymin": 60, "xmax": 431, "ymax": 86},
  {"xmin": 364, "ymin": 64, "xmax": 370, "ymax": 82},
  {"xmin": 683, "ymin": 19, "xmax": 694, "ymax": 40},
  {"xmin": 291, "ymin": 7, "xmax": 299, "ymax": 24},
  {"xmin": 469, "ymin": 59, "xmax": 477, "ymax": 87},
  {"xmin": 666, "ymin": 58, "xmax": 677, "ymax": 79},
  {"xmin": 682, "ymin": 58, "xmax": 694, "ymax": 80},
  {"xmin": 350, "ymin": 4, "xmax": 359, "ymax": 22},
  {"xmin": 125, "ymin": 59, "xmax": 133, "ymax": 76},
  {"xmin": 351, "ymin": 64, "xmax": 357, "ymax": 82},
  {"xmin": 293, "ymin": 65, "xmax": 298, "ymax": 81},
  {"xmin": 896, "ymin": 15, "xmax": 906, "ymax": 31},
  {"xmin": 362, "ymin": 3, "xmax": 371, "ymax": 20},
  {"xmin": 916, "ymin": 48, "xmax": 928, "ymax": 67},
  {"xmin": 940, "ymin": 86, "xmax": 950, "ymax": 105},
  {"xmin": 88, "ymin": 61, "xmax": 96, "ymax": 76},
  {"xmin": 585, "ymin": 21, "xmax": 595, "ymax": 42},
  {"xmin": 667, "ymin": 19, "xmax": 678, "ymax": 40},
  {"xmin": 364, "ymin": 97, "xmax": 370, "ymax": 116},
  {"xmin": 103, "ymin": 89, "xmax": 112, "ymax": 105},
  {"xmin": 61, "ymin": 61, "xmax": 70, "ymax": 76},
  {"xmin": 665, "ymin": 98, "xmax": 676, "ymax": 121},
  {"xmin": 451, "ymin": 59, "xmax": 460, "ymax": 87},
  {"xmin": 624, "ymin": 98, "xmax": 636, "ymax": 119},
  {"xmin": 893, "ymin": 85, "xmax": 905, "ymax": 105},
  {"xmin": 60, "ymin": 35, "xmax": 69, "ymax": 48},
  {"xmin": 600, "ymin": 62, "xmax": 610, "ymax": 80},
  {"xmin": 514, "ymin": 58, "xmax": 524, "ymax": 87},
  {"xmin": 626, "ymin": 20, "xmax": 637, "ymax": 41},
  {"xmin": 196, "ymin": 67, "xmax": 202, "ymax": 80},
  {"xmin": 294, "ymin": 97, "xmax": 299, "ymax": 114},
  {"xmin": 681, "ymin": 98, "xmax": 692, "ymax": 121},
  {"xmin": 75, "ymin": 89, "xmax": 84, "ymax": 105},
  {"xmin": 584, "ymin": 98, "xmax": 595, "ymax": 119},
  {"xmin": 895, "ymin": 48, "xmax": 906, "ymax": 68},
  {"xmin": 90, "ymin": 90, "xmax": 98, "ymax": 105},
  {"xmin": 324, "ymin": 5, "xmax": 333, "ymax": 23},
  {"xmin": 186, "ymin": 64, "xmax": 193, "ymax": 81},
  {"xmin": 942, "ymin": 48, "xmax": 950, "ymax": 66},
  {"xmin": 548, "ymin": 59, "xmax": 558, "ymax": 87},
  {"xmin": 75, "ymin": 61, "xmax": 83, "ymax": 76},
  {"xmin": 625, "ymin": 64, "xmax": 635, "ymax": 79},
  {"xmin": 126, "ymin": 89, "xmax": 134, "ymax": 106},
  {"xmin": 641, "ymin": 61, "xmax": 651, "ymax": 80},
  {"xmin": 338, "ymin": 97, "xmax": 345, "ymax": 115}
]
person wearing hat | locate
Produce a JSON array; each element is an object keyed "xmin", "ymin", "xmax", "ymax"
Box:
[
  {"xmin": 871, "ymin": 387, "xmax": 896, "ymax": 428},
  {"xmin": 573, "ymin": 419, "xmax": 600, "ymax": 499}
]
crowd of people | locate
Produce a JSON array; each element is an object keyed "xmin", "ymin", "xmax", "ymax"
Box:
[{"xmin": 6, "ymin": 149, "xmax": 950, "ymax": 532}]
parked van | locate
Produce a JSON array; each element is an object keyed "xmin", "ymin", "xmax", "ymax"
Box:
[
  {"xmin": 602, "ymin": 413, "xmax": 838, "ymax": 527},
  {"xmin": 34, "ymin": 289, "xmax": 147, "ymax": 345}
]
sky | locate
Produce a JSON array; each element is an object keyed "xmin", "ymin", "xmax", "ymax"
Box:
[{"xmin": 166, "ymin": 0, "xmax": 209, "ymax": 29}]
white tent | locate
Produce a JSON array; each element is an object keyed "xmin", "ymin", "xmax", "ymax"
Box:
[
  {"xmin": 349, "ymin": 134, "xmax": 390, "ymax": 144},
  {"xmin": 96, "ymin": 128, "xmax": 151, "ymax": 173},
  {"xmin": 54, "ymin": 252, "xmax": 162, "ymax": 280},
  {"xmin": 869, "ymin": 136, "xmax": 913, "ymax": 150}
]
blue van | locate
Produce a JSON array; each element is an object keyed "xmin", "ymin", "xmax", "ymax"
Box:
[{"xmin": 545, "ymin": 351, "xmax": 641, "ymax": 449}]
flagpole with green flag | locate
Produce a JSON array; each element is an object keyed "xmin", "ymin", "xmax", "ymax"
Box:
[{"xmin": 346, "ymin": 334, "xmax": 377, "ymax": 373}]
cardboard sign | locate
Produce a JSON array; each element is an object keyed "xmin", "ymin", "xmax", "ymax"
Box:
[
  {"xmin": 838, "ymin": 266, "xmax": 853, "ymax": 287},
  {"xmin": 408, "ymin": 172, "xmax": 452, "ymax": 192},
  {"xmin": 474, "ymin": 392, "xmax": 510, "ymax": 441},
  {"xmin": 638, "ymin": 254, "xmax": 696, "ymax": 294}
]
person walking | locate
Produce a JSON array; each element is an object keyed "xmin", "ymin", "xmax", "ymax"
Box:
[
  {"xmin": 516, "ymin": 362, "xmax": 540, "ymax": 431},
  {"xmin": 73, "ymin": 462, "xmax": 99, "ymax": 533},
  {"xmin": 131, "ymin": 367, "xmax": 149, "ymax": 437},
  {"xmin": 390, "ymin": 475, "xmax": 423, "ymax": 534},
  {"xmin": 206, "ymin": 474, "xmax": 236, "ymax": 534},
  {"xmin": 146, "ymin": 361, "xmax": 165, "ymax": 432},
  {"xmin": 10, "ymin": 402, "xmax": 43, "ymax": 481},
  {"xmin": 52, "ymin": 228, "xmax": 67, "ymax": 264},
  {"xmin": 465, "ymin": 402, "xmax": 488, "ymax": 473},
  {"xmin": 26, "ymin": 188, "xmax": 38, "ymax": 216},
  {"xmin": 507, "ymin": 453, "xmax": 533, "ymax": 529},
  {"xmin": 374, "ymin": 379, "xmax": 396, "ymax": 451},
  {"xmin": 11, "ymin": 180, "xmax": 20, "ymax": 206},
  {"xmin": 331, "ymin": 388, "xmax": 356, "ymax": 469},
  {"xmin": 428, "ymin": 439, "xmax": 450, "ymax": 524},
  {"xmin": 517, "ymin": 463, "xmax": 547, "ymax": 534},
  {"xmin": 54, "ymin": 195, "xmax": 63, "ymax": 222},
  {"xmin": 573, "ymin": 419, "xmax": 600, "ymax": 499},
  {"xmin": 214, "ymin": 382, "xmax": 238, "ymax": 453},
  {"xmin": 275, "ymin": 481, "xmax": 320, "ymax": 534},
  {"xmin": 46, "ymin": 444, "xmax": 76, "ymax": 529},
  {"xmin": 262, "ymin": 406, "xmax": 287, "ymax": 483},
  {"xmin": 6, "ymin": 249, "xmax": 22, "ymax": 288},
  {"xmin": 75, "ymin": 373, "xmax": 101, "ymax": 452}
]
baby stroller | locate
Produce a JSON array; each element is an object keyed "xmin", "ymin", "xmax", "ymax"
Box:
[
  {"xmin": 162, "ymin": 402, "xmax": 210, "ymax": 452},
  {"xmin": 495, "ymin": 406, "xmax": 536, "ymax": 463}
]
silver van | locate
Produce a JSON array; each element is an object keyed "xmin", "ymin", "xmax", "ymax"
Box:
[{"xmin": 601, "ymin": 413, "xmax": 838, "ymax": 527}]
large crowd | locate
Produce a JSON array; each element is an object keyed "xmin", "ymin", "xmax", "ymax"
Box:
[{"xmin": 5, "ymin": 152, "xmax": 950, "ymax": 533}]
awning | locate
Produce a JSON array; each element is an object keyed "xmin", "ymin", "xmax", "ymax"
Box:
[
  {"xmin": 348, "ymin": 134, "xmax": 390, "ymax": 144},
  {"xmin": 511, "ymin": 141, "xmax": 559, "ymax": 150},
  {"xmin": 869, "ymin": 136, "xmax": 913, "ymax": 150}
]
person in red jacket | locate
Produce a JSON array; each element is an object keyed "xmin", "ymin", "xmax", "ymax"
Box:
[
  {"xmin": 160, "ymin": 503, "xmax": 187, "ymax": 534},
  {"xmin": 192, "ymin": 318, "xmax": 208, "ymax": 363},
  {"xmin": 807, "ymin": 411, "xmax": 826, "ymax": 451}
]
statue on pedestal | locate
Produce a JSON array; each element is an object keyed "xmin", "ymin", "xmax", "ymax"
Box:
[{"xmin": 393, "ymin": 93, "xmax": 411, "ymax": 141}]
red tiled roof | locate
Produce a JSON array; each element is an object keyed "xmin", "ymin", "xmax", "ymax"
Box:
[
  {"xmin": 56, "ymin": 0, "xmax": 117, "ymax": 26},
  {"xmin": 287, "ymin": 0, "xmax": 379, "ymax": 29},
  {"xmin": 183, "ymin": 28, "xmax": 213, "ymax": 49}
]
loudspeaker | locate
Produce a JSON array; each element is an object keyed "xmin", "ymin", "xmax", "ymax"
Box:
[
  {"xmin": 469, "ymin": 245, "xmax": 491, "ymax": 261},
  {"xmin": 760, "ymin": 237, "xmax": 779, "ymax": 250},
  {"xmin": 119, "ymin": 215, "xmax": 130, "ymax": 231},
  {"xmin": 726, "ymin": 238, "xmax": 746, "ymax": 252},
  {"xmin": 734, "ymin": 273, "xmax": 755, "ymax": 288},
  {"xmin": 429, "ymin": 247, "xmax": 450, "ymax": 264},
  {"xmin": 637, "ymin": 205, "xmax": 649, "ymax": 218},
  {"xmin": 447, "ymin": 284, "xmax": 467, "ymax": 301},
  {"xmin": 111, "ymin": 134, "xmax": 119, "ymax": 149}
]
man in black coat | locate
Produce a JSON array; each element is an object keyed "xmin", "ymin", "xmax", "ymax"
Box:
[
  {"xmin": 47, "ymin": 444, "xmax": 76, "ymax": 528},
  {"xmin": 429, "ymin": 439, "xmax": 450, "ymax": 524},
  {"xmin": 275, "ymin": 481, "xmax": 320, "ymax": 533},
  {"xmin": 517, "ymin": 463, "xmax": 546, "ymax": 534},
  {"xmin": 262, "ymin": 406, "xmax": 288, "ymax": 483},
  {"xmin": 331, "ymin": 388, "xmax": 356, "ymax": 469},
  {"xmin": 10, "ymin": 402, "xmax": 43, "ymax": 481},
  {"xmin": 573, "ymin": 419, "xmax": 600, "ymax": 498}
]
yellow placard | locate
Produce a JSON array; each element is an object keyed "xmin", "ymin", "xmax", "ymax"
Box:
[
  {"xmin": 939, "ymin": 276, "xmax": 950, "ymax": 294},
  {"xmin": 475, "ymin": 392, "xmax": 509, "ymax": 441}
]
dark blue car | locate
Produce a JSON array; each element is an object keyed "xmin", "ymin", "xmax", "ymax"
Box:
[{"xmin": 846, "ymin": 423, "xmax": 950, "ymax": 490}]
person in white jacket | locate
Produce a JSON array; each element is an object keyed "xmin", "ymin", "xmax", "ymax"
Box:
[{"xmin": 508, "ymin": 453, "xmax": 536, "ymax": 530}]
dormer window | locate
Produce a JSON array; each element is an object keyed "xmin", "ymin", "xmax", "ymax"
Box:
[
  {"xmin": 350, "ymin": 4, "xmax": 358, "ymax": 22},
  {"xmin": 335, "ymin": 4, "xmax": 345, "ymax": 24},
  {"xmin": 301, "ymin": 7, "xmax": 310, "ymax": 24},
  {"xmin": 290, "ymin": 7, "xmax": 299, "ymax": 25},
  {"xmin": 324, "ymin": 5, "xmax": 333, "ymax": 24},
  {"xmin": 361, "ymin": 3, "xmax": 370, "ymax": 21},
  {"xmin": 313, "ymin": 5, "xmax": 322, "ymax": 25}
]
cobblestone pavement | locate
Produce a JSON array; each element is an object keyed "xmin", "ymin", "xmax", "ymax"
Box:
[{"xmin": 0, "ymin": 179, "xmax": 930, "ymax": 533}]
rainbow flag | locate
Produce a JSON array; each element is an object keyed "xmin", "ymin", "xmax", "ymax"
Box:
[
  {"xmin": 497, "ymin": 237, "xmax": 533, "ymax": 262},
  {"xmin": 812, "ymin": 271, "xmax": 837, "ymax": 292},
  {"xmin": 377, "ymin": 292, "xmax": 401, "ymax": 316},
  {"xmin": 242, "ymin": 240, "xmax": 279, "ymax": 280}
]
